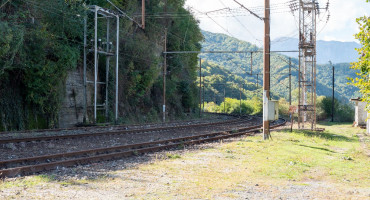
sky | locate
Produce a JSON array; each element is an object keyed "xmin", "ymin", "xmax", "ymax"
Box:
[{"xmin": 184, "ymin": 0, "xmax": 370, "ymax": 46}]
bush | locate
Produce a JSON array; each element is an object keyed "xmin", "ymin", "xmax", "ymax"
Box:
[
  {"xmin": 317, "ymin": 96, "xmax": 354, "ymax": 122},
  {"xmin": 204, "ymin": 97, "xmax": 256, "ymax": 115}
]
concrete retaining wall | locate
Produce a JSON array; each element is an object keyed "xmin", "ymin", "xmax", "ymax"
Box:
[{"xmin": 58, "ymin": 68, "xmax": 86, "ymax": 128}]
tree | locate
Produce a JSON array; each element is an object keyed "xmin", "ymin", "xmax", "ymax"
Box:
[{"xmin": 350, "ymin": 0, "xmax": 370, "ymax": 108}]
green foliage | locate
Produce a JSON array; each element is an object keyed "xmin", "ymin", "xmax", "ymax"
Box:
[
  {"xmin": 204, "ymin": 97, "xmax": 261, "ymax": 115},
  {"xmin": 116, "ymin": 0, "xmax": 202, "ymax": 121},
  {"xmin": 0, "ymin": 0, "xmax": 203, "ymax": 130},
  {"xmin": 317, "ymin": 96, "xmax": 354, "ymax": 122},
  {"xmin": 0, "ymin": 0, "xmax": 83, "ymax": 130},
  {"xmin": 349, "ymin": 6, "xmax": 370, "ymax": 109},
  {"xmin": 199, "ymin": 61, "xmax": 260, "ymax": 104},
  {"xmin": 202, "ymin": 31, "xmax": 360, "ymax": 103},
  {"xmin": 278, "ymin": 98, "xmax": 290, "ymax": 117}
]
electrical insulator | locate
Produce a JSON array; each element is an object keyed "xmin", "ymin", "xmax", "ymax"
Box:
[
  {"xmin": 109, "ymin": 42, "xmax": 113, "ymax": 52},
  {"xmin": 98, "ymin": 39, "xmax": 102, "ymax": 49}
]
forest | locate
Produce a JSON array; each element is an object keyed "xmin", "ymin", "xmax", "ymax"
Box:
[
  {"xmin": 199, "ymin": 31, "xmax": 357, "ymax": 121},
  {"xmin": 0, "ymin": 0, "xmax": 202, "ymax": 131}
]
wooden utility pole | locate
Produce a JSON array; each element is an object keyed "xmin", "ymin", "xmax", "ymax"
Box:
[
  {"xmin": 163, "ymin": 28, "xmax": 167, "ymax": 122},
  {"xmin": 263, "ymin": 0, "xmax": 271, "ymax": 140},
  {"xmin": 199, "ymin": 58, "xmax": 202, "ymax": 117},
  {"xmin": 141, "ymin": 0, "xmax": 145, "ymax": 29}
]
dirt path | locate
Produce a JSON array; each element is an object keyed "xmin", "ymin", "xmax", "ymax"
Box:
[{"xmin": 357, "ymin": 132, "xmax": 370, "ymax": 157}]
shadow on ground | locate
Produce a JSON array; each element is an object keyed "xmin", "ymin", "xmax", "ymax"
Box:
[
  {"xmin": 292, "ymin": 129, "xmax": 355, "ymax": 142},
  {"xmin": 297, "ymin": 144, "xmax": 337, "ymax": 153},
  {"xmin": 27, "ymin": 144, "xmax": 217, "ymax": 183}
]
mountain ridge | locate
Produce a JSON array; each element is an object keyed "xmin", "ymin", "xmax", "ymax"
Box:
[
  {"xmin": 200, "ymin": 30, "xmax": 360, "ymax": 103},
  {"xmin": 271, "ymin": 37, "xmax": 361, "ymax": 64}
]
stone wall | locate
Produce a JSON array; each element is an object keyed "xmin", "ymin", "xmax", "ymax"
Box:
[{"xmin": 58, "ymin": 68, "xmax": 86, "ymax": 128}]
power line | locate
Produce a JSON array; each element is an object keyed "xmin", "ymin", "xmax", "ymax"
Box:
[
  {"xmin": 0, "ymin": 0, "xmax": 11, "ymax": 8},
  {"xmin": 217, "ymin": 0, "xmax": 262, "ymax": 46},
  {"xmin": 105, "ymin": 0, "xmax": 142, "ymax": 28},
  {"xmin": 190, "ymin": 7, "xmax": 236, "ymax": 38},
  {"xmin": 231, "ymin": 0, "xmax": 263, "ymax": 20}
]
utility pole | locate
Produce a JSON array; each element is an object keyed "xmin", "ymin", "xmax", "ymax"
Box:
[
  {"xmin": 250, "ymin": 52, "xmax": 253, "ymax": 75},
  {"xmin": 163, "ymin": 28, "xmax": 167, "ymax": 122},
  {"xmin": 199, "ymin": 58, "xmax": 202, "ymax": 117},
  {"xmin": 105, "ymin": 18, "xmax": 110, "ymax": 120},
  {"xmin": 115, "ymin": 16, "xmax": 119, "ymax": 123},
  {"xmin": 289, "ymin": 58, "xmax": 292, "ymax": 105},
  {"xmin": 83, "ymin": 16, "xmax": 87, "ymax": 123},
  {"xmin": 330, "ymin": 61, "xmax": 335, "ymax": 122},
  {"xmin": 94, "ymin": 6, "xmax": 98, "ymax": 123},
  {"xmin": 141, "ymin": 0, "xmax": 145, "ymax": 29},
  {"xmin": 223, "ymin": 85, "xmax": 226, "ymax": 114},
  {"xmin": 203, "ymin": 75, "xmax": 205, "ymax": 112},
  {"xmin": 162, "ymin": 0, "xmax": 168, "ymax": 123},
  {"xmin": 239, "ymin": 84, "xmax": 242, "ymax": 116},
  {"xmin": 263, "ymin": 0, "xmax": 271, "ymax": 140}
]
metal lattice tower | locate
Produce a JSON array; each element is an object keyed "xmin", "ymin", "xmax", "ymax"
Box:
[
  {"xmin": 298, "ymin": 0, "xmax": 318, "ymax": 130},
  {"xmin": 83, "ymin": 5, "xmax": 119, "ymax": 123}
]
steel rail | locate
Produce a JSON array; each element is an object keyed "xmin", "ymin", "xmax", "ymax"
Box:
[
  {"xmin": 0, "ymin": 119, "xmax": 286, "ymax": 178},
  {"xmin": 0, "ymin": 113, "xmax": 237, "ymax": 135},
  {"xmin": 0, "ymin": 117, "xmax": 252, "ymax": 144}
]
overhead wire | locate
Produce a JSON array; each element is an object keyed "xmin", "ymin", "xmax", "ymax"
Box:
[
  {"xmin": 191, "ymin": 6, "xmax": 236, "ymax": 38},
  {"xmin": 105, "ymin": 0, "xmax": 142, "ymax": 28},
  {"xmin": 0, "ymin": 0, "xmax": 11, "ymax": 9},
  {"xmin": 217, "ymin": 0, "xmax": 262, "ymax": 46}
]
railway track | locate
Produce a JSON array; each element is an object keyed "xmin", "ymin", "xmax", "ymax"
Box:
[
  {"xmin": 0, "ymin": 118, "xmax": 286, "ymax": 178},
  {"xmin": 0, "ymin": 115, "xmax": 246, "ymax": 144},
  {"xmin": 0, "ymin": 113, "xmax": 236, "ymax": 139}
]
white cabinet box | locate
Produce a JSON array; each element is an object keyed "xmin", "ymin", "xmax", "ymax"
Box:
[{"xmin": 268, "ymin": 100, "xmax": 279, "ymax": 121}]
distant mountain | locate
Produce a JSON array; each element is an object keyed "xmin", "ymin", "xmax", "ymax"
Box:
[
  {"xmin": 271, "ymin": 37, "xmax": 361, "ymax": 64},
  {"xmin": 200, "ymin": 30, "xmax": 360, "ymax": 102}
]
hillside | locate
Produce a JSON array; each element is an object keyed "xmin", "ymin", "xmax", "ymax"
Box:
[
  {"xmin": 0, "ymin": 1, "xmax": 203, "ymax": 131},
  {"xmin": 200, "ymin": 31, "xmax": 360, "ymax": 102},
  {"xmin": 271, "ymin": 37, "xmax": 361, "ymax": 64}
]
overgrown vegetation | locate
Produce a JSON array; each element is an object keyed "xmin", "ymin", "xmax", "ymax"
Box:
[
  {"xmin": 203, "ymin": 97, "xmax": 261, "ymax": 115},
  {"xmin": 317, "ymin": 96, "xmax": 354, "ymax": 122},
  {"xmin": 0, "ymin": 0, "xmax": 202, "ymax": 131},
  {"xmin": 0, "ymin": 0, "xmax": 83, "ymax": 130},
  {"xmin": 200, "ymin": 60, "xmax": 354, "ymax": 121},
  {"xmin": 349, "ymin": 0, "xmax": 370, "ymax": 109}
]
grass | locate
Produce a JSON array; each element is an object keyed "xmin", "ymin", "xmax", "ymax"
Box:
[
  {"xmin": 133, "ymin": 122, "xmax": 369, "ymax": 198},
  {"xmin": 0, "ymin": 123, "xmax": 369, "ymax": 199},
  {"xmin": 0, "ymin": 175, "xmax": 56, "ymax": 189}
]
